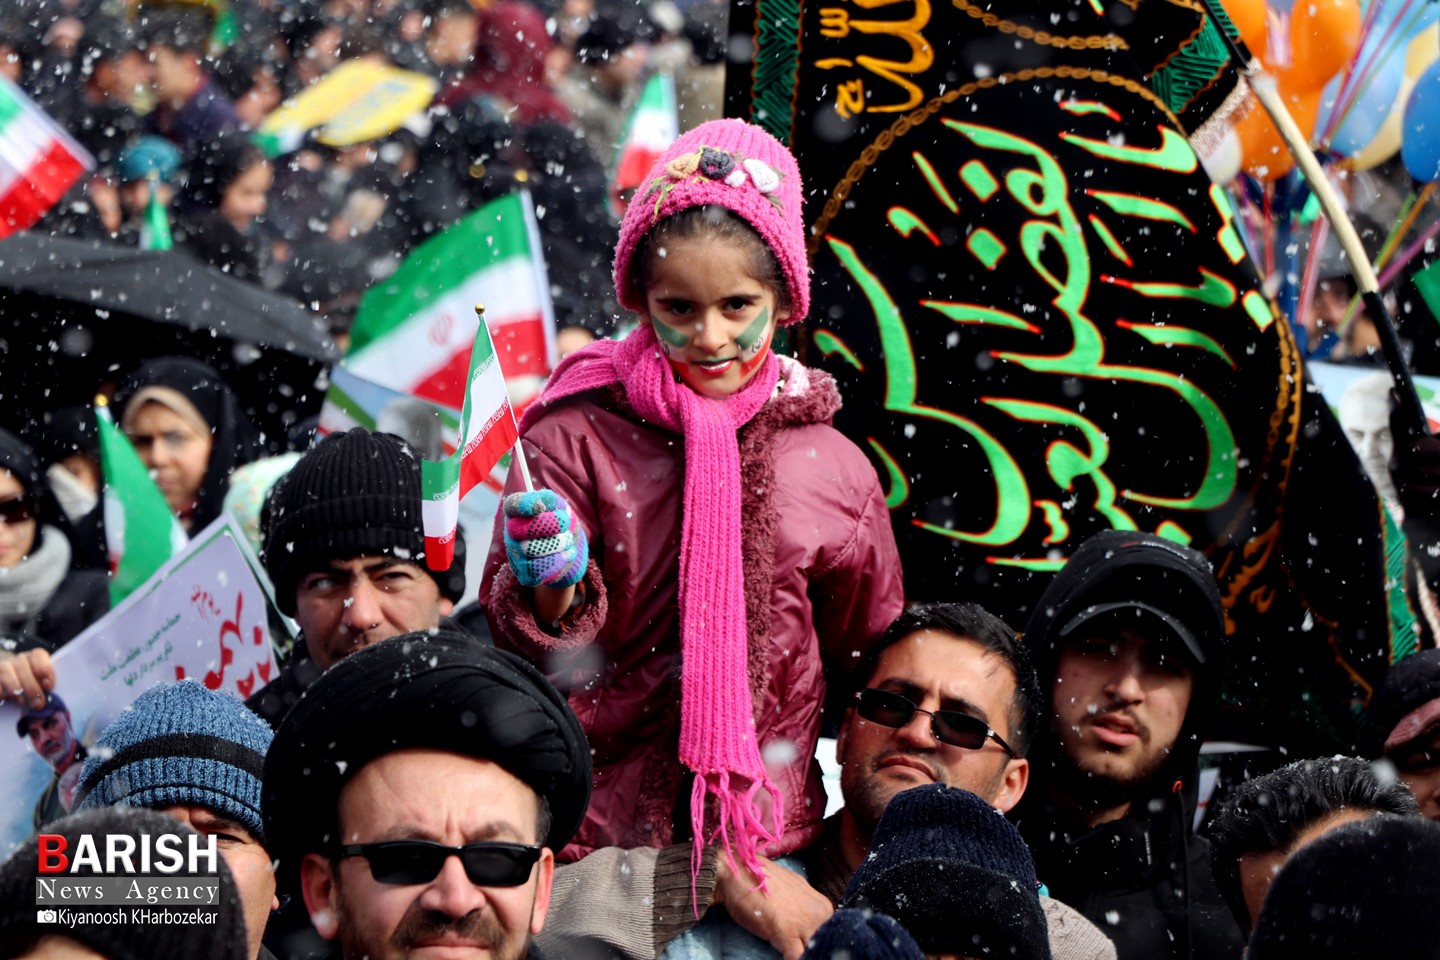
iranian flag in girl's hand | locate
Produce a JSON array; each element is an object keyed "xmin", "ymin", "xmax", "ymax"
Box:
[
  {"xmin": 610, "ymin": 72, "xmax": 679, "ymax": 218},
  {"xmin": 96, "ymin": 411, "xmax": 188, "ymax": 605},
  {"xmin": 420, "ymin": 315, "xmax": 521, "ymax": 571},
  {"xmin": 0, "ymin": 74, "xmax": 92, "ymax": 237}
]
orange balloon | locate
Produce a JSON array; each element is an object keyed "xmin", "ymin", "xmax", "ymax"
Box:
[
  {"xmin": 1287, "ymin": 0, "xmax": 1361, "ymax": 87},
  {"xmin": 1221, "ymin": 0, "xmax": 1268, "ymax": 54},
  {"xmin": 1237, "ymin": 87, "xmax": 1323, "ymax": 180}
]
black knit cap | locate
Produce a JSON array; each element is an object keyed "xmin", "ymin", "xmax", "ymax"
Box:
[
  {"xmin": 0, "ymin": 807, "xmax": 248, "ymax": 960},
  {"xmin": 262, "ymin": 626, "xmax": 591, "ymax": 874},
  {"xmin": 1248, "ymin": 815, "xmax": 1440, "ymax": 959},
  {"xmin": 843, "ymin": 784, "xmax": 1052, "ymax": 960},
  {"xmin": 260, "ymin": 428, "xmax": 465, "ymax": 615},
  {"xmin": 802, "ymin": 908, "xmax": 924, "ymax": 960}
]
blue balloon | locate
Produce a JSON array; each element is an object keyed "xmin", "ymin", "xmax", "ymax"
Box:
[
  {"xmin": 1374, "ymin": 0, "xmax": 1440, "ymax": 35},
  {"xmin": 1319, "ymin": 57, "xmax": 1406, "ymax": 156},
  {"xmin": 1403, "ymin": 61, "xmax": 1440, "ymax": 180}
]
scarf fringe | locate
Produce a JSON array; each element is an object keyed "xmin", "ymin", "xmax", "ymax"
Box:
[{"xmin": 688, "ymin": 769, "xmax": 786, "ymax": 918}]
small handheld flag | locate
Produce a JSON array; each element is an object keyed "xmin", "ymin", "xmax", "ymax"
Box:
[
  {"xmin": 0, "ymin": 74, "xmax": 93, "ymax": 238},
  {"xmin": 420, "ymin": 305, "xmax": 528, "ymax": 570},
  {"xmin": 96, "ymin": 408, "xmax": 188, "ymax": 604},
  {"xmin": 140, "ymin": 174, "xmax": 173, "ymax": 251}
]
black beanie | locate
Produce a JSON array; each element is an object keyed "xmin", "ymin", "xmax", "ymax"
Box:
[
  {"xmin": 261, "ymin": 428, "xmax": 465, "ymax": 615},
  {"xmin": 1248, "ymin": 816, "xmax": 1440, "ymax": 959},
  {"xmin": 843, "ymin": 784, "xmax": 1052, "ymax": 960},
  {"xmin": 0, "ymin": 807, "xmax": 248, "ymax": 960},
  {"xmin": 802, "ymin": 908, "xmax": 924, "ymax": 960},
  {"xmin": 263, "ymin": 627, "xmax": 592, "ymax": 875}
]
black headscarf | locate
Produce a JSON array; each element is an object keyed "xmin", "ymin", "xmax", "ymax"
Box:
[
  {"xmin": 113, "ymin": 357, "xmax": 263, "ymax": 531},
  {"xmin": 0, "ymin": 427, "xmax": 74, "ymax": 557}
]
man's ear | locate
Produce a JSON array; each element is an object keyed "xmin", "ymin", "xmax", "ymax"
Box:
[
  {"xmin": 300, "ymin": 852, "xmax": 341, "ymax": 940},
  {"xmin": 993, "ymin": 758, "xmax": 1029, "ymax": 814},
  {"xmin": 530, "ymin": 847, "xmax": 556, "ymax": 936}
]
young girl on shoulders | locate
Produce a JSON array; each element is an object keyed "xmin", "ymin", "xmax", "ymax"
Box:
[{"xmin": 482, "ymin": 119, "xmax": 903, "ymax": 888}]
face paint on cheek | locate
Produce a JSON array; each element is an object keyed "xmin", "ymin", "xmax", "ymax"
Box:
[
  {"xmin": 651, "ymin": 318, "xmax": 690, "ymax": 364},
  {"xmin": 737, "ymin": 307, "xmax": 771, "ymax": 375}
]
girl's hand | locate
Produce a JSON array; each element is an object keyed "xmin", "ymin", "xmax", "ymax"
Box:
[{"xmin": 503, "ymin": 489, "xmax": 589, "ymax": 590}]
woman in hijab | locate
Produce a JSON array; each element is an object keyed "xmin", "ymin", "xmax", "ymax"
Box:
[
  {"xmin": 0, "ymin": 429, "xmax": 110, "ymax": 648},
  {"xmin": 114, "ymin": 358, "xmax": 263, "ymax": 533}
]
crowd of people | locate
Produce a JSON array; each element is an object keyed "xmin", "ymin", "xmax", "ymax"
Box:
[
  {"xmin": 0, "ymin": 1, "xmax": 1438, "ymax": 958},
  {"xmin": 3, "ymin": 0, "xmax": 726, "ymax": 345}
]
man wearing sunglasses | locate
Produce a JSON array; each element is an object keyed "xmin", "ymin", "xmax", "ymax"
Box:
[
  {"xmin": 536, "ymin": 603, "xmax": 1116, "ymax": 960},
  {"xmin": 1012, "ymin": 530, "xmax": 1245, "ymax": 960},
  {"xmin": 263, "ymin": 626, "xmax": 591, "ymax": 960}
]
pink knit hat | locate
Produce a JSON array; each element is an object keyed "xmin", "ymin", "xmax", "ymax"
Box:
[{"xmin": 612, "ymin": 118, "xmax": 810, "ymax": 323}]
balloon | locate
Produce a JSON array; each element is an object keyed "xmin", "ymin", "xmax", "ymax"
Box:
[
  {"xmin": 1376, "ymin": 0, "xmax": 1440, "ymax": 39},
  {"xmin": 1287, "ymin": 0, "xmax": 1362, "ymax": 86},
  {"xmin": 1233, "ymin": 0, "xmax": 1360, "ymax": 178},
  {"xmin": 1221, "ymin": 0, "xmax": 1269, "ymax": 52},
  {"xmin": 1408, "ymin": 23, "xmax": 1440, "ymax": 78},
  {"xmin": 1403, "ymin": 60, "xmax": 1440, "ymax": 180},
  {"xmin": 1238, "ymin": 87, "xmax": 1322, "ymax": 179},
  {"xmin": 1346, "ymin": 79, "xmax": 1407, "ymax": 169},
  {"xmin": 1318, "ymin": 56, "xmax": 1406, "ymax": 156}
]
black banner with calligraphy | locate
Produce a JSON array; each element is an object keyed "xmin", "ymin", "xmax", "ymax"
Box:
[{"xmin": 725, "ymin": 0, "xmax": 1422, "ymax": 749}]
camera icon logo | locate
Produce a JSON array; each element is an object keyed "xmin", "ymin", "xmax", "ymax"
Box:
[{"xmin": 36, "ymin": 909, "xmax": 57, "ymax": 923}]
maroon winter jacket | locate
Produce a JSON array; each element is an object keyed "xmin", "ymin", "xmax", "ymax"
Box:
[{"xmin": 482, "ymin": 360, "xmax": 903, "ymax": 861}]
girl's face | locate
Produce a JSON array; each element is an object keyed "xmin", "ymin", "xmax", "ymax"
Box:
[
  {"xmin": 220, "ymin": 161, "xmax": 272, "ymax": 233},
  {"xmin": 0, "ymin": 469, "xmax": 36, "ymax": 568},
  {"xmin": 125, "ymin": 402, "xmax": 214, "ymax": 517},
  {"xmin": 643, "ymin": 236, "xmax": 789, "ymax": 399}
]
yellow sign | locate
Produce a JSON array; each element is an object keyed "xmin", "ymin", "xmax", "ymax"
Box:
[{"xmin": 258, "ymin": 60, "xmax": 437, "ymax": 155}]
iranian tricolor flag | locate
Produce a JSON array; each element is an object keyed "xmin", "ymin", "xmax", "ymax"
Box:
[
  {"xmin": 96, "ymin": 411, "xmax": 188, "ymax": 605},
  {"xmin": 420, "ymin": 319, "xmax": 520, "ymax": 570},
  {"xmin": 345, "ymin": 190, "xmax": 554, "ymax": 412},
  {"xmin": 0, "ymin": 75, "xmax": 92, "ymax": 238},
  {"xmin": 609, "ymin": 71, "xmax": 678, "ymax": 217}
]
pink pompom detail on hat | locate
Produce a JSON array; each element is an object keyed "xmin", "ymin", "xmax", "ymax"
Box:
[{"xmin": 612, "ymin": 119, "xmax": 810, "ymax": 324}]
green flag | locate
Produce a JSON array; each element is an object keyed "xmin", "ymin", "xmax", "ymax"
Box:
[
  {"xmin": 97, "ymin": 411, "xmax": 187, "ymax": 604},
  {"xmin": 140, "ymin": 177, "xmax": 172, "ymax": 252}
]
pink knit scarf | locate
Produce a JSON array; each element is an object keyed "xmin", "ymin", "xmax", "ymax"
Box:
[{"xmin": 521, "ymin": 324, "xmax": 785, "ymax": 886}]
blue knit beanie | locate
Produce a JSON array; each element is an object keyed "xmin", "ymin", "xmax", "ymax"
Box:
[
  {"xmin": 74, "ymin": 681, "xmax": 272, "ymax": 845},
  {"xmin": 802, "ymin": 909, "xmax": 924, "ymax": 960},
  {"xmin": 844, "ymin": 784, "xmax": 1051, "ymax": 960}
]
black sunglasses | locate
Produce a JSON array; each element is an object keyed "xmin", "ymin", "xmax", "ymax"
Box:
[
  {"xmin": 338, "ymin": 840, "xmax": 542, "ymax": 887},
  {"xmin": 0, "ymin": 497, "xmax": 34, "ymax": 525},
  {"xmin": 855, "ymin": 688, "xmax": 1016, "ymax": 757}
]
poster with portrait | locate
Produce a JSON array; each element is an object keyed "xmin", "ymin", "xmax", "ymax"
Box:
[{"xmin": 0, "ymin": 516, "xmax": 279, "ymax": 856}]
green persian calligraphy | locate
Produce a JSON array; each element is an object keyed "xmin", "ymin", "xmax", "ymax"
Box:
[{"xmin": 828, "ymin": 92, "xmax": 1252, "ymax": 567}]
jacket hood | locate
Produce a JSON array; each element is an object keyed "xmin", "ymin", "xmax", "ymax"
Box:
[{"xmin": 1023, "ymin": 529, "xmax": 1227, "ymax": 789}]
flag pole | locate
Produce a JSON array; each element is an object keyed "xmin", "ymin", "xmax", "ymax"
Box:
[
  {"xmin": 473, "ymin": 303, "xmax": 537, "ymax": 491},
  {"xmin": 1197, "ymin": 0, "xmax": 1429, "ymax": 436}
]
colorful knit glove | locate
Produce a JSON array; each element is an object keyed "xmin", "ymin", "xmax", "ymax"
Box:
[{"xmin": 503, "ymin": 489, "xmax": 589, "ymax": 589}]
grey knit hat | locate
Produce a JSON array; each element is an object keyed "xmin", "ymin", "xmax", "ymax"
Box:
[{"xmin": 75, "ymin": 680, "xmax": 272, "ymax": 845}]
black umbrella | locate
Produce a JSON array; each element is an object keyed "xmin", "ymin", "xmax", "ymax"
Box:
[{"xmin": 0, "ymin": 232, "xmax": 339, "ymax": 446}]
